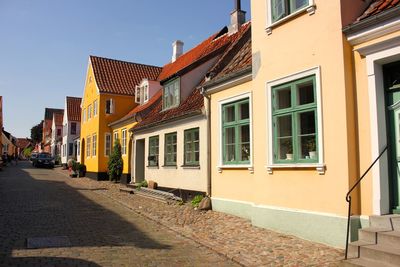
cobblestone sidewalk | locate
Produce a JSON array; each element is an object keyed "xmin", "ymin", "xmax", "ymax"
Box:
[{"xmin": 57, "ymin": 168, "xmax": 344, "ymax": 267}]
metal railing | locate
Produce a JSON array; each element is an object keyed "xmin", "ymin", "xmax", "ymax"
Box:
[{"xmin": 344, "ymin": 145, "xmax": 388, "ymax": 259}]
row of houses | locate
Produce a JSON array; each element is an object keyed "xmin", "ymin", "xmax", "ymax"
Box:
[{"xmin": 39, "ymin": 0, "xmax": 400, "ymax": 249}]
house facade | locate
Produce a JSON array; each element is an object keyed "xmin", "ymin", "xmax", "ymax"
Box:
[
  {"xmin": 2, "ymin": 130, "xmax": 17, "ymax": 157},
  {"xmin": 130, "ymin": 8, "xmax": 250, "ymax": 199},
  {"xmin": 344, "ymin": 2, "xmax": 400, "ymax": 218},
  {"xmin": 61, "ymin": 96, "xmax": 82, "ymax": 165},
  {"xmin": 80, "ymin": 56, "xmax": 161, "ymax": 180},
  {"xmin": 205, "ymin": 0, "xmax": 376, "ymax": 248},
  {"xmin": 42, "ymin": 108, "xmax": 63, "ymax": 154},
  {"xmin": 50, "ymin": 111, "xmax": 64, "ymax": 159}
]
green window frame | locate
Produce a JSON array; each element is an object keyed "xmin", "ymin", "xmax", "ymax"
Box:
[
  {"xmin": 222, "ymin": 98, "xmax": 251, "ymax": 165},
  {"xmin": 272, "ymin": 75, "xmax": 318, "ymax": 164},
  {"xmin": 184, "ymin": 128, "xmax": 200, "ymax": 166},
  {"xmin": 271, "ymin": 0, "xmax": 309, "ymax": 23},
  {"xmin": 164, "ymin": 132, "xmax": 177, "ymax": 166},
  {"xmin": 148, "ymin": 136, "xmax": 159, "ymax": 166},
  {"xmin": 163, "ymin": 78, "xmax": 180, "ymax": 110}
]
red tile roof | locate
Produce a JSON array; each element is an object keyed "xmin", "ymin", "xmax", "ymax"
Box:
[
  {"xmin": 206, "ymin": 23, "xmax": 252, "ymax": 82},
  {"xmin": 54, "ymin": 112, "xmax": 64, "ymax": 126},
  {"xmin": 158, "ymin": 22, "xmax": 251, "ymax": 82},
  {"xmin": 90, "ymin": 56, "xmax": 162, "ymax": 96},
  {"xmin": 357, "ymin": 0, "xmax": 400, "ymax": 21},
  {"xmin": 66, "ymin": 96, "xmax": 82, "ymax": 122},
  {"xmin": 131, "ymin": 23, "xmax": 251, "ymax": 131},
  {"xmin": 16, "ymin": 138, "xmax": 32, "ymax": 149},
  {"xmin": 44, "ymin": 108, "xmax": 63, "ymax": 120}
]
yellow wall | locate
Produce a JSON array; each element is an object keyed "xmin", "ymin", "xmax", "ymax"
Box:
[
  {"xmin": 80, "ymin": 63, "xmax": 137, "ymax": 174},
  {"xmin": 111, "ymin": 120, "xmax": 137, "ymax": 175},
  {"xmin": 213, "ymin": 0, "xmax": 362, "ymax": 216}
]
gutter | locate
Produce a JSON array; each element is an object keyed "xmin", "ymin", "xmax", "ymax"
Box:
[
  {"xmin": 200, "ymin": 87, "xmax": 212, "ymax": 197},
  {"xmin": 343, "ymin": 6, "xmax": 400, "ymax": 34}
]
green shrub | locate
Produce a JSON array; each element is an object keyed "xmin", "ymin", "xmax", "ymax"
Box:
[
  {"xmin": 191, "ymin": 195, "xmax": 204, "ymax": 208},
  {"xmin": 136, "ymin": 180, "xmax": 148, "ymax": 190},
  {"xmin": 107, "ymin": 140, "xmax": 123, "ymax": 182}
]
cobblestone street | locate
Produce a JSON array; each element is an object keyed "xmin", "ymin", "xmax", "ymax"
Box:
[{"xmin": 0, "ymin": 162, "xmax": 239, "ymax": 266}]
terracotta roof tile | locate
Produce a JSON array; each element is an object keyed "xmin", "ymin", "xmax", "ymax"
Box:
[
  {"xmin": 16, "ymin": 138, "xmax": 32, "ymax": 149},
  {"xmin": 357, "ymin": 0, "xmax": 400, "ymax": 21},
  {"xmin": 90, "ymin": 56, "xmax": 162, "ymax": 96},
  {"xmin": 158, "ymin": 22, "xmax": 251, "ymax": 82},
  {"xmin": 66, "ymin": 96, "xmax": 82, "ymax": 122},
  {"xmin": 54, "ymin": 112, "xmax": 64, "ymax": 126},
  {"xmin": 44, "ymin": 108, "xmax": 63, "ymax": 120}
]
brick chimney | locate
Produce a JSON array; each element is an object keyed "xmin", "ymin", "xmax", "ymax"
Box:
[
  {"xmin": 171, "ymin": 40, "xmax": 184, "ymax": 63},
  {"xmin": 228, "ymin": 0, "xmax": 246, "ymax": 35}
]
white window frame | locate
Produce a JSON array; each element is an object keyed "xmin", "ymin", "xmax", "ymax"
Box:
[
  {"xmin": 163, "ymin": 78, "xmax": 180, "ymax": 110},
  {"xmin": 86, "ymin": 136, "xmax": 91, "ymax": 158},
  {"xmin": 76, "ymin": 140, "xmax": 80, "ymax": 158},
  {"xmin": 113, "ymin": 131, "xmax": 119, "ymax": 144},
  {"xmin": 217, "ymin": 92, "xmax": 253, "ymax": 173},
  {"xmin": 88, "ymin": 104, "xmax": 92, "ymax": 120},
  {"xmin": 92, "ymin": 133, "xmax": 97, "ymax": 157},
  {"xmin": 93, "ymin": 99, "xmax": 98, "ymax": 117},
  {"xmin": 266, "ymin": 0, "xmax": 315, "ymax": 34},
  {"xmin": 105, "ymin": 133, "xmax": 111, "ymax": 157},
  {"xmin": 121, "ymin": 129, "xmax": 127, "ymax": 155},
  {"xmin": 106, "ymin": 99, "xmax": 114, "ymax": 114},
  {"xmin": 143, "ymin": 83, "xmax": 149, "ymax": 103},
  {"xmin": 266, "ymin": 66, "xmax": 325, "ymax": 174}
]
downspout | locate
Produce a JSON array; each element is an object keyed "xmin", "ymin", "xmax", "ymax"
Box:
[{"xmin": 200, "ymin": 87, "xmax": 212, "ymax": 197}]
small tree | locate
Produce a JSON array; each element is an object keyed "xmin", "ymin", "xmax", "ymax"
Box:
[{"xmin": 108, "ymin": 139, "xmax": 123, "ymax": 182}]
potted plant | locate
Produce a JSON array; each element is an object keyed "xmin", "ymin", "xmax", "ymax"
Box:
[
  {"xmin": 69, "ymin": 160, "xmax": 78, "ymax": 178},
  {"xmin": 78, "ymin": 163, "xmax": 86, "ymax": 177},
  {"xmin": 306, "ymin": 138, "xmax": 317, "ymax": 159},
  {"xmin": 281, "ymin": 139, "xmax": 293, "ymax": 160}
]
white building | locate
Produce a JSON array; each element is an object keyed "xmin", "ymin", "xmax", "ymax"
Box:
[{"xmin": 61, "ymin": 96, "xmax": 82, "ymax": 164}]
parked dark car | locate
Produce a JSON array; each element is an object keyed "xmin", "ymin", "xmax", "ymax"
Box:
[
  {"xmin": 32, "ymin": 153, "xmax": 55, "ymax": 168},
  {"xmin": 30, "ymin": 152, "xmax": 38, "ymax": 162}
]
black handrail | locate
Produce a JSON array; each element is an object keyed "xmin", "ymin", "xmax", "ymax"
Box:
[{"xmin": 344, "ymin": 145, "xmax": 387, "ymax": 259}]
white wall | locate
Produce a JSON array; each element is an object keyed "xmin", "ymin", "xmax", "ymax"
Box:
[{"xmin": 132, "ymin": 115, "xmax": 208, "ymax": 192}]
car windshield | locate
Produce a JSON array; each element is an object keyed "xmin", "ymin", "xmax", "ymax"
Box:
[{"xmin": 38, "ymin": 154, "xmax": 52, "ymax": 159}]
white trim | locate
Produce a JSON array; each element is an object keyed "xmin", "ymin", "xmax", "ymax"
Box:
[
  {"xmin": 122, "ymin": 128, "xmax": 127, "ymax": 155},
  {"xmin": 347, "ymin": 17, "xmax": 400, "ymax": 46},
  {"xmin": 92, "ymin": 133, "xmax": 97, "ymax": 158},
  {"xmin": 218, "ymin": 91, "xmax": 253, "ymax": 172},
  {"xmin": 104, "ymin": 133, "xmax": 111, "ymax": 157},
  {"xmin": 205, "ymin": 73, "xmax": 252, "ymax": 95},
  {"xmin": 364, "ymin": 45, "xmax": 400, "ymax": 215},
  {"xmin": 265, "ymin": 0, "xmax": 315, "ymax": 35},
  {"xmin": 265, "ymin": 66, "xmax": 325, "ymax": 174}
]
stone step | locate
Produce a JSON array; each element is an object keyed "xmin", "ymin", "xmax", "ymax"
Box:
[
  {"xmin": 392, "ymin": 216, "xmax": 400, "ymax": 231},
  {"xmin": 378, "ymin": 230, "xmax": 400, "ymax": 247},
  {"xmin": 134, "ymin": 190, "xmax": 168, "ymax": 204},
  {"xmin": 369, "ymin": 214, "xmax": 400, "ymax": 229},
  {"xmin": 342, "ymin": 257, "xmax": 393, "ymax": 267},
  {"xmin": 360, "ymin": 243, "xmax": 400, "ymax": 266},
  {"xmin": 358, "ymin": 227, "xmax": 392, "ymax": 244},
  {"xmin": 348, "ymin": 240, "xmax": 375, "ymax": 259}
]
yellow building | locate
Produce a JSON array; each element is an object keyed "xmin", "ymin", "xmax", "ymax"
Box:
[
  {"xmin": 204, "ymin": 0, "xmax": 378, "ymax": 248},
  {"xmin": 80, "ymin": 56, "xmax": 161, "ymax": 181}
]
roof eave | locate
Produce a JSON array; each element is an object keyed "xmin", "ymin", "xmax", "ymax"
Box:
[
  {"xmin": 343, "ymin": 6, "xmax": 400, "ymax": 34},
  {"xmin": 202, "ymin": 66, "xmax": 252, "ymax": 94}
]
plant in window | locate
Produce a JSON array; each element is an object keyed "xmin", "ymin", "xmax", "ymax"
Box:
[
  {"xmin": 306, "ymin": 138, "xmax": 316, "ymax": 158},
  {"xmin": 281, "ymin": 139, "xmax": 293, "ymax": 160}
]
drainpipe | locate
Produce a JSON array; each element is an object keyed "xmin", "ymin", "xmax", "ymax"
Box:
[{"xmin": 200, "ymin": 87, "xmax": 212, "ymax": 197}]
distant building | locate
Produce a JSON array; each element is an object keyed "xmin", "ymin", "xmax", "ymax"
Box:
[
  {"xmin": 61, "ymin": 96, "xmax": 82, "ymax": 164},
  {"xmin": 51, "ymin": 111, "xmax": 64, "ymax": 158},
  {"xmin": 42, "ymin": 108, "xmax": 63, "ymax": 153}
]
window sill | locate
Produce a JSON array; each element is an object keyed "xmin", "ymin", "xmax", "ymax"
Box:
[
  {"xmin": 147, "ymin": 165, "xmax": 159, "ymax": 169},
  {"xmin": 217, "ymin": 165, "xmax": 254, "ymax": 174},
  {"xmin": 162, "ymin": 165, "xmax": 177, "ymax": 169},
  {"xmin": 181, "ymin": 165, "xmax": 200, "ymax": 169},
  {"xmin": 266, "ymin": 5, "xmax": 316, "ymax": 35},
  {"xmin": 266, "ymin": 163, "xmax": 325, "ymax": 175}
]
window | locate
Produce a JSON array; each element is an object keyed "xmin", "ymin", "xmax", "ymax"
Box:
[
  {"xmin": 57, "ymin": 129, "xmax": 61, "ymax": 137},
  {"xmin": 93, "ymin": 100, "xmax": 98, "ymax": 116},
  {"xmin": 148, "ymin": 136, "xmax": 159, "ymax": 166},
  {"xmin": 272, "ymin": 75, "xmax": 317, "ymax": 163},
  {"xmin": 270, "ymin": 0, "xmax": 310, "ymax": 23},
  {"xmin": 88, "ymin": 105, "xmax": 92, "ymax": 120},
  {"xmin": 69, "ymin": 143, "xmax": 73, "ymax": 156},
  {"xmin": 113, "ymin": 131, "xmax": 119, "ymax": 144},
  {"xmin": 105, "ymin": 133, "xmax": 111, "ymax": 156},
  {"xmin": 71, "ymin": 122, "xmax": 77, "ymax": 135},
  {"xmin": 86, "ymin": 136, "xmax": 91, "ymax": 157},
  {"xmin": 164, "ymin": 132, "xmax": 177, "ymax": 166},
  {"xmin": 163, "ymin": 78, "xmax": 180, "ymax": 109},
  {"xmin": 83, "ymin": 108, "xmax": 86, "ymax": 122},
  {"xmin": 92, "ymin": 134, "xmax": 97, "ymax": 157},
  {"xmin": 106, "ymin": 99, "xmax": 114, "ymax": 114},
  {"xmin": 222, "ymin": 98, "xmax": 250, "ymax": 165},
  {"xmin": 121, "ymin": 129, "xmax": 127, "ymax": 155},
  {"xmin": 76, "ymin": 140, "xmax": 80, "ymax": 157},
  {"xmin": 143, "ymin": 84, "xmax": 149, "ymax": 102},
  {"xmin": 184, "ymin": 128, "xmax": 200, "ymax": 165},
  {"xmin": 136, "ymin": 83, "xmax": 150, "ymax": 104}
]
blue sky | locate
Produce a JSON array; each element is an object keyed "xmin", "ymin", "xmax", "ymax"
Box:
[{"xmin": 0, "ymin": 0, "xmax": 251, "ymax": 138}]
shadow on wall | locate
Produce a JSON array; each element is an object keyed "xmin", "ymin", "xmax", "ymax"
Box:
[{"xmin": 0, "ymin": 162, "xmax": 171, "ymax": 265}]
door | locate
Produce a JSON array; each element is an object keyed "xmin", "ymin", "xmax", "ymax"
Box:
[
  {"xmin": 385, "ymin": 61, "xmax": 400, "ymax": 213},
  {"xmin": 135, "ymin": 139, "xmax": 145, "ymax": 183}
]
